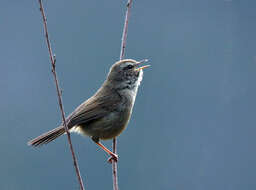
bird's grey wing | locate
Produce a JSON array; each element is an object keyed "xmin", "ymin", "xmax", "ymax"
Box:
[{"xmin": 67, "ymin": 89, "xmax": 121, "ymax": 127}]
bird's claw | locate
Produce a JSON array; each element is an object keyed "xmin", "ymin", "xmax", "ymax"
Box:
[{"xmin": 107, "ymin": 153, "xmax": 118, "ymax": 163}]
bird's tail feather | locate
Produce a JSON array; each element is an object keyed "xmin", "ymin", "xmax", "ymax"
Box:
[{"xmin": 27, "ymin": 126, "xmax": 66, "ymax": 147}]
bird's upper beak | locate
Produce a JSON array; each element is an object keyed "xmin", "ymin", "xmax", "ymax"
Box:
[{"xmin": 135, "ymin": 59, "xmax": 150, "ymax": 71}]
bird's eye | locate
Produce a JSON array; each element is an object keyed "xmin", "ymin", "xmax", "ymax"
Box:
[{"xmin": 125, "ymin": 65, "xmax": 134, "ymax": 70}]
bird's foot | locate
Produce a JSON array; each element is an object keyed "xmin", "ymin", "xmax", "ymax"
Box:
[{"xmin": 107, "ymin": 153, "xmax": 118, "ymax": 163}]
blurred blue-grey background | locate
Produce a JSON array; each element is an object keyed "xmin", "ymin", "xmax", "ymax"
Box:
[{"xmin": 1, "ymin": 0, "xmax": 256, "ymax": 189}]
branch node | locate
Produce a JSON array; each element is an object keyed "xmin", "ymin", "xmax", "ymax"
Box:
[{"xmin": 53, "ymin": 54, "xmax": 56, "ymax": 67}]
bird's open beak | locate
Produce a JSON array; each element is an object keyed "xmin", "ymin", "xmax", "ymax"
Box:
[{"xmin": 135, "ymin": 59, "xmax": 150, "ymax": 71}]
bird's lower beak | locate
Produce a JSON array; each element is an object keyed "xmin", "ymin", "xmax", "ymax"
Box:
[
  {"xmin": 135, "ymin": 59, "xmax": 150, "ymax": 71},
  {"xmin": 137, "ymin": 65, "xmax": 150, "ymax": 70}
]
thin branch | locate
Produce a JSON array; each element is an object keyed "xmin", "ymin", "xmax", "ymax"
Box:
[
  {"xmin": 38, "ymin": 1, "xmax": 85, "ymax": 190},
  {"xmin": 120, "ymin": 0, "xmax": 133, "ymax": 60},
  {"xmin": 112, "ymin": 138, "xmax": 118, "ymax": 190},
  {"xmin": 112, "ymin": 0, "xmax": 134, "ymax": 190}
]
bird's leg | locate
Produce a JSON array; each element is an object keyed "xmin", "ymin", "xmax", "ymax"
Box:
[{"xmin": 92, "ymin": 137, "xmax": 118, "ymax": 163}]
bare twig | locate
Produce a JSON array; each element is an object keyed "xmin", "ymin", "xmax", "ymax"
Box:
[
  {"xmin": 38, "ymin": 1, "xmax": 85, "ymax": 190},
  {"xmin": 119, "ymin": 0, "xmax": 133, "ymax": 60},
  {"xmin": 112, "ymin": 0, "xmax": 134, "ymax": 190},
  {"xmin": 112, "ymin": 138, "xmax": 118, "ymax": 190}
]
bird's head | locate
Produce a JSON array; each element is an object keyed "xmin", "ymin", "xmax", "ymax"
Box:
[{"xmin": 107, "ymin": 59, "xmax": 150, "ymax": 90}]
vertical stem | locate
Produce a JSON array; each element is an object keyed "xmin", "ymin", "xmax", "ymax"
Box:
[
  {"xmin": 120, "ymin": 0, "xmax": 133, "ymax": 60},
  {"xmin": 112, "ymin": 138, "xmax": 118, "ymax": 190},
  {"xmin": 38, "ymin": 1, "xmax": 85, "ymax": 190},
  {"xmin": 112, "ymin": 1, "xmax": 133, "ymax": 190}
]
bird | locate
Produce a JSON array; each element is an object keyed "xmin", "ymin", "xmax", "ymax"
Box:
[{"xmin": 28, "ymin": 59, "xmax": 149, "ymax": 162}]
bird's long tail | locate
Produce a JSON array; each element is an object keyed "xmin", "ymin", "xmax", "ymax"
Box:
[{"xmin": 27, "ymin": 126, "xmax": 66, "ymax": 147}]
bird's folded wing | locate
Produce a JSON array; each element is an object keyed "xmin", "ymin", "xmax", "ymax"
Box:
[{"xmin": 67, "ymin": 90, "xmax": 121, "ymax": 127}]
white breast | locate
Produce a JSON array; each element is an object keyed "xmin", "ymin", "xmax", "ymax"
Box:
[{"xmin": 121, "ymin": 70, "xmax": 143, "ymax": 105}]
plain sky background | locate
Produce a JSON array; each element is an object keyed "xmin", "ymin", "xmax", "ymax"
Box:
[{"xmin": 1, "ymin": 0, "xmax": 256, "ymax": 189}]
